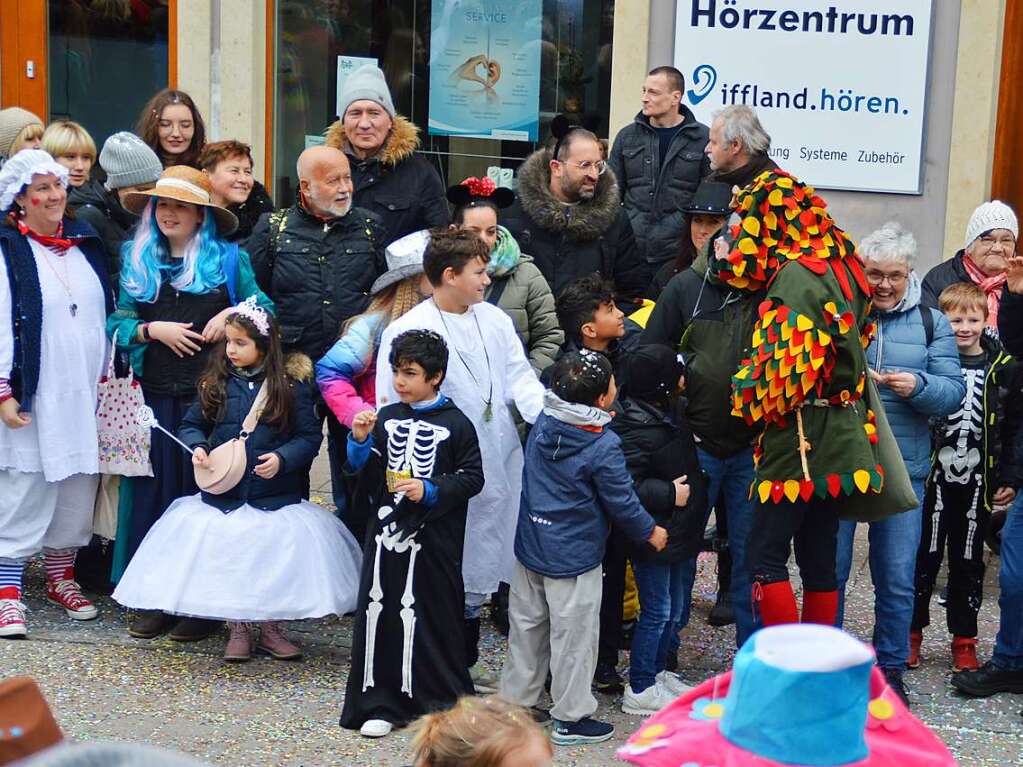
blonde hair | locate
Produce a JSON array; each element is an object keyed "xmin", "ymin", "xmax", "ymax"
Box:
[
  {"xmin": 938, "ymin": 282, "xmax": 989, "ymax": 319},
  {"xmin": 10, "ymin": 123, "xmax": 44, "ymax": 156},
  {"xmin": 42, "ymin": 120, "xmax": 97, "ymax": 161},
  {"xmin": 410, "ymin": 697, "xmax": 551, "ymax": 767},
  {"xmin": 341, "ymin": 275, "xmax": 423, "ymax": 339}
]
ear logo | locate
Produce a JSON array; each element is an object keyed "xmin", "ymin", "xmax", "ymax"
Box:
[{"xmin": 688, "ymin": 64, "xmax": 717, "ymax": 105}]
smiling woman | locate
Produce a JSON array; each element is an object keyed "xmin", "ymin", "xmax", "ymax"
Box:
[
  {"xmin": 136, "ymin": 89, "xmax": 207, "ymax": 170},
  {"xmin": 198, "ymin": 140, "xmax": 274, "ymax": 242}
]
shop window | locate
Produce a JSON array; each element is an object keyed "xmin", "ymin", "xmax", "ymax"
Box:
[
  {"xmin": 272, "ymin": 0, "xmax": 614, "ymax": 206},
  {"xmin": 48, "ymin": 1, "xmax": 169, "ymax": 150}
]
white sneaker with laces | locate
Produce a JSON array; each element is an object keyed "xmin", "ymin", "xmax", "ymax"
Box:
[
  {"xmin": 656, "ymin": 670, "xmax": 694, "ymax": 697},
  {"xmin": 621, "ymin": 682, "xmax": 675, "ymax": 716},
  {"xmin": 0, "ymin": 598, "xmax": 28, "ymax": 639},
  {"xmin": 360, "ymin": 719, "xmax": 393, "ymax": 738}
]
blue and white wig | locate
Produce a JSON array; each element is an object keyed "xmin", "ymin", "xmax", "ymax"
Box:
[{"xmin": 120, "ymin": 200, "xmax": 227, "ymax": 303}]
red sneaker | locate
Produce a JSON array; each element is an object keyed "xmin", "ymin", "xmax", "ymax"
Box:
[
  {"xmin": 0, "ymin": 587, "xmax": 27, "ymax": 639},
  {"xmin": 47, "ymin": 576, "xmax": 98, "ymax": 621},
  {"xmin": 952, "ymin": 636, "xmax": 979, "ymax": 672},
  {"xmin": 908, "ymin": 630, "xmax": 923, "ymax": 669}
]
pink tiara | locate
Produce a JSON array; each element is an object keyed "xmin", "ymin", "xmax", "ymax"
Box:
[{"xmin": 231, "ymin": 295, "xmax": 270, "ymax": 336}]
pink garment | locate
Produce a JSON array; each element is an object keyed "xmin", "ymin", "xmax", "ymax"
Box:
[
  {"xmin": 321, "ymin": 361, "xmax": 377, "ymax": 428},
  {"xmin": 962, "ymin": 253, "xmax": 1007, "ymax": 330}
]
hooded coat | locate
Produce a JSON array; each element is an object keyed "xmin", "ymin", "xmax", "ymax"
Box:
[
  {"xmin": 325, "ymin": 115, "xmax": 449, "ymax": 245},
  {"xmin": 501, "ymin": 149, "xmax": 646, "ymax": 301}
]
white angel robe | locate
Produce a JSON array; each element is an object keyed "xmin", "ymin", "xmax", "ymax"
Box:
[{"xmin": 376, "ymin": 299, "xmax": 543, "ymax": 596}]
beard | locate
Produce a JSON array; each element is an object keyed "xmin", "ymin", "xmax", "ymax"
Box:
[{"xmin": 562, "ymin": 174, "xmax": 596, "ymax": 202}]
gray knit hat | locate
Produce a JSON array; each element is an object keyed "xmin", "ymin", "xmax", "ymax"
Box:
[
  {"xmin": 0, "ymin": 107, "xmax": 43, "ymax": 159},
  {"xmin": 99, "ymin": 131, "xmax": 163, "ymax": 191},
  {"xmin": 338, "ymin": 65, "xmax": 396, "ymax": 119}
]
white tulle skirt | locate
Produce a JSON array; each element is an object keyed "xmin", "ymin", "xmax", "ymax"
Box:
[{"xmin": 113, "ymin": 494, "xmax": 362, "ymax": 621}]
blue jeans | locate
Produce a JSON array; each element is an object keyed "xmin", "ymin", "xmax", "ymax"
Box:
[
  {"xmin": 630, "ymin": 559, "xmax": 686, "ymax": 693},
  {"xmin": 835, "ymin": 478, "xmax": 924, "ymax": 670},
  {"xmin": 677, "ymin": 447, "xmax": 758, "ymax": 649},
  {"xmin": 994, "ymin": 493, "xmax": 1023, "ymax": 670}
]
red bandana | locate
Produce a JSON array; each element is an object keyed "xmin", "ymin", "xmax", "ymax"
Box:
[{"xmin": 16, "ymin": 219, "xmax": 79, "ymax": 255}]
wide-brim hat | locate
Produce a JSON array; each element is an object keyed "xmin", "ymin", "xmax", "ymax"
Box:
[
  {"xmin": 371, "ymin": 228, "xmax": 429, "ymax": 294},
  {"xmin": 123, "ymin": 165, "xmax": 238, "ymax": 236},
  {"xmin": 0, "ymin": 676, "xmax": 63, "ymax": 765},
  {"xmin": 619, "ymin": 625, "xmax": 957, "ymax": 767},
  {"xmin": 682, "ymin": 180, "xmax": 733, "ymax": 216}
]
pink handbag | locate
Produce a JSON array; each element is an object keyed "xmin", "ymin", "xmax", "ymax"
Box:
[
  {"xmin": 194, "ymin": 382, "xmax": 267, "ymax": 494},
  {"xmin": 96, "ymin": 331, "xmax": 152, "ymax": 477}
]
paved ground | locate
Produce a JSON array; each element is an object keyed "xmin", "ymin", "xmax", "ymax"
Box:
[{"xmin": 2, "ymin": 452, "xmax": 1022, "ymax": 765}]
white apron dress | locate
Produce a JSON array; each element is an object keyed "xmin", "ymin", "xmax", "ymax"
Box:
[{"xmin": 376, "ymin": 299, "xmax": 544, "ymax": 596}]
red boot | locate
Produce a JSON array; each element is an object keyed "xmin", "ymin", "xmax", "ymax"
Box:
[
  {"xmin": 754, "ymin": 581, "xmax": 799, "ymax": 626},
  {"xmin": 951, "ymin": 636, "xmax": 979, "ymax": 672},
  {"xmin": 801, "ymin": 590, "xmax": 839, "ymax": 625},
  {"xmin": 908, "ymin": 630, "xmax": 923, "ymax": 669}
]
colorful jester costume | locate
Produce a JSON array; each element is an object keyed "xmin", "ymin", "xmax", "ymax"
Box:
[{"xmin": 711, "ymin": 167, "xmax": 878, "ymax": 628}]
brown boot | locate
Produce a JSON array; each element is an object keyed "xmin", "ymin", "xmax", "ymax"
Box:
[
  {"xmin": 908, "ymin": 630, "xmax": 923, "ymax": 669},
  {"xmin": 224, "ymin": 622, "xmax": 253, "ymax": 662},
  {"xmin": 257, "ymin": 621, "xmax": 302, "ymax": 660}
]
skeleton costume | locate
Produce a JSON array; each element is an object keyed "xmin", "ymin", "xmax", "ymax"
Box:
[
  {"xmin": 340, "ymin": 395, "xmax": 484, "ymax": 730},
  {"xmin": 913, "ymin": 334, "xmax": 1023, "ymax": 638}
]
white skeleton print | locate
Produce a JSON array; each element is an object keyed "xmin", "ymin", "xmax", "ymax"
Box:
[
  {"xmin": 363, "ymin": 418, "xmax": 451, "ymax": 697},
  {"xmin": 937, "ymin": 367, "xmax": 985, "ymax": 485}
]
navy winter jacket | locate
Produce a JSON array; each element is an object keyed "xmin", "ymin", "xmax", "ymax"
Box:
[
  {"xmin": 514, "ymin": 411, "xmax": 656, "ymax": 578},
  {"xmin": 865, "ymin": 285, "xmax": 964, "ymax": 479},
  {"xmin": 178, "ymin": 355, "xmax": 322, "ymax": 512}
]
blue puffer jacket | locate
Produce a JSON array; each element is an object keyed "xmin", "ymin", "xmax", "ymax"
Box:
[
  {"xmin": 865, "ymin": 275, "xmax": 965, "ymax": 479},
  {"xmin": 515, "ymin": 400, "xmax": 656, "ymax": 578}
]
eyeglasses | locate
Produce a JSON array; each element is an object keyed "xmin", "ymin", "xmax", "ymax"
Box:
[
  {"xmin": 978, "ymin": 233, "xmax": 1016, "ymax": 250},
  {"xmin": 865, "ymin": 270, "xmax": 908, "ymax": 287},
  {"xmin": 556, "ymin": 159, "xmax": 608, "ymax": 175}
]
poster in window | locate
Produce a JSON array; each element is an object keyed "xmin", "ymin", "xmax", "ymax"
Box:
[{"xmin": 428, "ymin": 0, "xmax": 542, "ymax": 141}]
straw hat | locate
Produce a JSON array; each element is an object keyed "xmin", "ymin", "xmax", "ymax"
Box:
[{"xmin": 123, "ymin": 165, "xmax": 238, "ymax": 236}]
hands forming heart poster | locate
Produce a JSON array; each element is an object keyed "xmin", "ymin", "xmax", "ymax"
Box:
[{"xmin": 428, "ymin": 0, "xmax": 541, "ymax": 141}]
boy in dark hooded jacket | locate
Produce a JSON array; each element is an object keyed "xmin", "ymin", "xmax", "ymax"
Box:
[
  {"xmin": 611, "ymin": 344, "xmax": 708, "ymax": 715},
  {"xmin": 500, "ymin": 351, "xmax": 667, "ymax": 746}
]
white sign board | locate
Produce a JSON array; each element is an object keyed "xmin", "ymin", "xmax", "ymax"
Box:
[{"xmin": 674, "ymin": 1, "xmax": 933, "ymax": 194}]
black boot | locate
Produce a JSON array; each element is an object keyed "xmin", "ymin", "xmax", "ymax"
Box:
[
  {"xmin": 952, "ymin": 661, "xmax": 1023, "ymax": 697},
  {"xmin": 490, "ymin": 584, "xmax": 510, "ymax": 637},
  {"xmin": 464, "ymin": 617, "xmax": 481, "ymax": 669},
  {"xmin": 708, "ymin": 547, "xmax": 735, "ymax": 627}
]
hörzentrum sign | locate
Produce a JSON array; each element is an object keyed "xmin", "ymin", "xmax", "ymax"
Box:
[{"xmin": 674, "ymin": 0, "xmax": 934, "ymax": 194}]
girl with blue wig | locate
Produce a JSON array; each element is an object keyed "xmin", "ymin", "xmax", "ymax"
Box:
[{"xmin": 106, "ymin": 165, "xmax": 273, "ymax": 641}]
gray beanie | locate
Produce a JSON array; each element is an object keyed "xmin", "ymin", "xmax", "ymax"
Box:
[
  {"xmin": 338, "ymin": 65, "xmax": 396, "ymax": 119},
  {"xmin": 0, "ymin": 107, "xmax": 43, "ymax": 159},
  {"xmin": 99, "ymin": 132, "xmax": 163, "ymax": 191}
]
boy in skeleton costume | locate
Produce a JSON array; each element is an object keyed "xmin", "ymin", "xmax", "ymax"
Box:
[
  {"xmin": 375, "ymin": 228, "xmax": 544, "ymax": 686},
  {"xmin": 341, "ymin": 329, "xmax": 484, "ymax": 738},
  {"xmin": 911, "ymin": 283, "xmax": 1023, "ymax": 672}
]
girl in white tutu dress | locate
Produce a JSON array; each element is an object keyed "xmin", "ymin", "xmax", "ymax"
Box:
[{"xmin": 113, "ymin": 297, "xmax": 362, "ymax": 661}]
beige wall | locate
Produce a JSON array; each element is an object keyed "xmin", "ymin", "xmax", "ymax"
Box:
[
  {"xmin": 943, "ymin": 0, "xmax": 1006, "ymax": 257},
  {"xmin": 609, "ymin": 0, "xmax": 652, "ymax": 141}
]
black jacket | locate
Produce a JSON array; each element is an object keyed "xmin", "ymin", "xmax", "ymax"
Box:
[
  {"xmin": 611, "ymin": 396, "xmax": 708, "ymax": 563},
  {"xmin": 228, "ymin": 181, "xmax": 275, "ymax": 243},
  {"xmin": 325, "ymin": 115, "xmax": 449, "ymax": 245},
  {"xmin": 178, "ymin": 355, "xmax": 322, "ymax": 512},
  {"xmin": 609, "ymin": 107, "xmax": 710, "ymax": 269},
  {"xmin": 67, "ymin": 180, "xmax": 136, "ymax": 282},
  {"xmin": 502, "ymin": 149, "xmax": 646, "ymax": 301},
  {"xmin": 920, "ymin": 250, "xmax": 971, "ymax": 309},
  {"xmin": 641, "ymin": 252, "xmax": 761, "ymax": 458},
  {"xmin": 244, "ymin": 202, "xmax": 387, "ymax": 361}
]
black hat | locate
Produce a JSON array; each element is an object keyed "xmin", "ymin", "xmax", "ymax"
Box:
[
  {"xmin": 682, "ymin": 181, "xmax": 733, "ymax": 216},
  {"xmin": 621, "ymin": 344, "xmax": 685, "ymax": 402}
]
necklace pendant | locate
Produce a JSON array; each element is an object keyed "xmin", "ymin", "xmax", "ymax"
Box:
[
  {"xmin": 484, "ymin": 401, "xmax": 493, "ymax": 422},
  {"xmin": 69, "ymin": 303, "xmax": 78, "ymax": 317}
]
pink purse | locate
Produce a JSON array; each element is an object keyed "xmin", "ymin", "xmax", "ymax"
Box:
[{"xmin": 194, "ymin": 382, "xmax": 268, "ymax": 494}]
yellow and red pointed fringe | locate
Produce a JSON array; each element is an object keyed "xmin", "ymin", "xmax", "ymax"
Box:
[{"xmin": 752, "ymin": 464, "xmax": 886, "ymax": 504}]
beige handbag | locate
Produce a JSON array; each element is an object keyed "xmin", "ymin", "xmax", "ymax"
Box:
[{"xmin": 194, "ymin": 382, "xmax": 268, "ymax": 495}]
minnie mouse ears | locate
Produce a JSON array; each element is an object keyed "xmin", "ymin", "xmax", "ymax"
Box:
[
  {"xmin": 446, "ymin": 177, "xmax": 515, "ymax": 209},
  {"xmin": 550, "ymin": 114, "xmax": 603, "ymax": 159}
]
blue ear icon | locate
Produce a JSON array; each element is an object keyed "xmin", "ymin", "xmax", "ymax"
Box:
[{"xmin": 687, "ymin": 64, "xmax": 717, "ymax": 105}]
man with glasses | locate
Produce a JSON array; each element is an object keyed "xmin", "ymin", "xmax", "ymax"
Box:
[
  {"xmin": 609, "ymin": 66, "xmax": 710, "ymax": 288},
  {"xmin": 922, "ymin": 201, "xmax": 1018, "ymax": 331},
  {"xmin": 502, "ymin": 122, "xmax": 645, "ymax": 301}
]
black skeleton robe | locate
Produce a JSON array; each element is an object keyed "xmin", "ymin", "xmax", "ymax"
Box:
[{"xmin": 339, "ymin": 396, "xmax": 485, "ymax": 730}]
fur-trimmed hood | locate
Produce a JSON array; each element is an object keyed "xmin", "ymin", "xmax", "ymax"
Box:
[
  {"xmin": 514, "ymin": 148, "xmax": 622, "ymax": 242},
  {"xmin": 284, "ymin": 353, "xmax": 314, "ymax": 383},
  {"xmin": 324, "ymin": 114, "xmax": 420, "ymax": 167}
]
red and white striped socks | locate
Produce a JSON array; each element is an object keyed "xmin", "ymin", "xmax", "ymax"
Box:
[{"xmin": 43, "ymin": 548, "xmax": 77, "ymax": 584}]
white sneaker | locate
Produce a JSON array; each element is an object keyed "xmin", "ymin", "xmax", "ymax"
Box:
[
  {"xmin": 621, "ymin": 682, "xmax": 675, "ymax": 716},
  {"xmin": 359, "ymin": 719, "xmax": 393, "ymax": 738},
  {"xmin": 656, "ymin": 670, "xmax": 694, "ymax": 697}
]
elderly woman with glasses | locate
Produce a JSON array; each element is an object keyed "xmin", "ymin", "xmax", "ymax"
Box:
[
  {"xmin": 922, "ymin": 201, "xmax": 1018, "ymax": 330},
  {"xmin": 834, "ymin": 221, "xmax": 964, "ymax": 703}
]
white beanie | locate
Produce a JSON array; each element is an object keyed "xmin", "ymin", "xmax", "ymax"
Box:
[
  {"xmin": 965, "ymin": 200, "xmax": 1019, "ymax": 250},
  {"xmin": 337, "ymin": 65, "xmax": 396, "ymax": 120}
]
